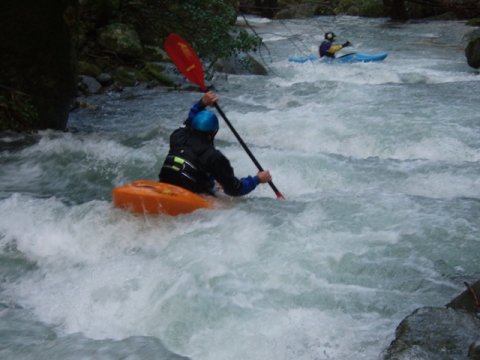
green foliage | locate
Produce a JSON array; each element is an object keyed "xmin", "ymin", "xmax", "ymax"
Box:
[
  {"xmin": 335, "ymin": 0, "xmax": 385, "ymax": 17},
  {"xmin": 467, "ymin": 18, "xmax": 480, "ymax": 27},
  {"xmin": 0, "ymin": 87, "xmax": 38, "ymax": 132},
  {"xmin": 119, "ymin": 0, "xmax": 262, "ymax": 62}
]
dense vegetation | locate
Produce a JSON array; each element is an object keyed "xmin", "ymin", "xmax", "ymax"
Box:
[
  {"xmin": 1, "ymin": 0, "xmax": 479, "ymax": 132},
  {"xmin": 1, "ymin": 0, "xmax": 263, "ymax": 132},
  {"xmin": 79, "ymin": 0, "xmax": 262, "ymax": 65}
]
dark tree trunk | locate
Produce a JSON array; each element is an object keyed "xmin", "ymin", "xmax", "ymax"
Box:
[{"xmin": 0, "ymin": 0, "xmax": 78, "ymax": 131}]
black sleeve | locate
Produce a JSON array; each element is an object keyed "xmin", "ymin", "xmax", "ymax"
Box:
[{"xmin": 207, "ymin": 150, "xmax": 245, "ymax": 196}]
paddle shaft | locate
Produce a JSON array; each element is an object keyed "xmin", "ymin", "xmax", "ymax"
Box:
[{"xmin": 213, "ymin": 103, "xmax": 284, "ymax": 199}]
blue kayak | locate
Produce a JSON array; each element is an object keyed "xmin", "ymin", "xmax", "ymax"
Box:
[{"xmin": 288, "ymin": 52, "xmax": 388, "ymax": 64}]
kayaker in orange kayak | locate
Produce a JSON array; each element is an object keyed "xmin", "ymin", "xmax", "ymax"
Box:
[{"xmin": 158, "ymin": 91, "xmax": 272, "ymax": 196}]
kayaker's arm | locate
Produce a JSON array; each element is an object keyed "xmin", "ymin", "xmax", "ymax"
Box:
[
  {"xmin": 328, "ymin": 44, "xmax": 343, "ymax": 56},
  {"xmin": 186, "ymin": 91, "xmax": 218, "ymax": 126},
  {"xmin": 208, "ymin": 151, "xmax": 272, "ymax": 197}
]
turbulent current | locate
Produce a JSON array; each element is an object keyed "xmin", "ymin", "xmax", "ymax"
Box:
[{"xmin": 1, "ymin": 16, "xmax": 479, "ymax": 360}]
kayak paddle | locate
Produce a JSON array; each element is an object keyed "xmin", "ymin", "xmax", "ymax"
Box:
[{"xmin": 164, "ymin": 33, "xmax": 285, "ymax": 200}]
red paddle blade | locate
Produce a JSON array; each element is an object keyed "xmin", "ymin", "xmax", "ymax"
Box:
[{"xmin": 164, "ymin": 33, "xmax": 207, "ymax": 91}]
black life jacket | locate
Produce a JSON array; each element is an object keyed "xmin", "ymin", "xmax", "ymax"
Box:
[{"xmin": 159, "ymin": 127, "xmax": 215, "ymax": 194}]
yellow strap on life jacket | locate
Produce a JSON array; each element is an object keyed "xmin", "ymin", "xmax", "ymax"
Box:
[{"xmin": 171, "ymin": 156, "xmax": 185, "ymax": 171}]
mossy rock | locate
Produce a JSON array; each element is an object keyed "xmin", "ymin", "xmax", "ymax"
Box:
[
  {"xmin": 112, "ymin": 66, "xmax": 144, "ymax": 86},
  {"xmin": 97, "ymin": 23, "xmax": 143, "ymax": 58},
  {"xmin": 78, "ymin": 61, "xmax": 102, "ymax": 77},
  {"xmin": 467, "ymin": 18, "xmax": 480, "ymax": 27},
  {"xmin": 466, "ymin": 37, "xmax": 480, "ymax": 69},
  {"xmin": 143, "ymin": 45, "xmax": 170, "ymax": 62},
  {"xmin": 140, "ymin": 62, "xmax": 175, "ymax": 86}
]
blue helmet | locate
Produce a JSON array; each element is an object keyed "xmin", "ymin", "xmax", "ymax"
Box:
[{"xmin": 191, "ymin": 110, "xmax": 219, "ymax": 133}]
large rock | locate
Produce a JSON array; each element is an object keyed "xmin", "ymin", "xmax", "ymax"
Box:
[
  {"xmin": 0, "ymin": 0, "xmax": 78, "ymax": 131},
  {"xmin": 97, "ymin": 23, "xmax": 143, "ymax": 58},
  {"xmin": 383, "ymin": 307, "xmax": 480, "ymax": 359},
  {"xmin": 384, "ymin": 280, "xmax": 480, "ymax": 359},
  {"xmin": 447, "ymin": 280, "xmax": 480, "ymax": 312},
  {"xmin": 140, "ymin": 62, "xmax": 176, "ymax": 87},
  {"xmin": 465, "ymin": 32, "xmax": 480, "ymax": 69}
]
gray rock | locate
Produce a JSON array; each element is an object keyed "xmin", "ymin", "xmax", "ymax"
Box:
[
  {"xmin": 448, "ymin": 280, "xmax": 480, "ymax": 312},
  {"xmin": 96, "ymin": 73, "xmax": 113, "ymax": 86},
  {"xmin": 466, "ymin": 37, "xmax": 480, "ymax": 69},
  {"xmin": 383, "ymin": 307, "xmax": 480, "ymax": 359},
  {"xmin": 79, "ymin": 75, "xmax": 102, "ymax": 94},
  {"xmin": 469, "ymin": 341, "xmax": 480, "ymax": 359}
]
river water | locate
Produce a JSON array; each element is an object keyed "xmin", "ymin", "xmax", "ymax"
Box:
[{"xmin": 1, "ymin": 16, "xmax": 479, "ymax": 360}]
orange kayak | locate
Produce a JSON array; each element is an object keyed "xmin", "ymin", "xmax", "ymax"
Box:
[{"xmin": 112, "ymin": 180, "xmax": 214, "ymax": 216}]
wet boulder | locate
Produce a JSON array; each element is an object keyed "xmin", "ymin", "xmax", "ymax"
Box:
[
  {"xmin": 383, "ymin": 307, "xmax": 480, "ymax": 359},
  {"xmin": 447, "ymin": 280, "xmax": 480, "ymax": 312},
  {"xmin": 140, "ymin": 62, "xmax": 176, "ymax": 87},
  {"xmin": 470, "ymin": 341, "xmax": 480, "ymax": 359},
  {"xmin": 465, "ymin": 34, "xmax": 480, "ymax": 69},
  {"xmin": 384, "ymin": 280, "xmax": 480, "ymax": 359},
  {"xmin": 78, "ymin": 75, "xmax": 102, "ymax": 95}
]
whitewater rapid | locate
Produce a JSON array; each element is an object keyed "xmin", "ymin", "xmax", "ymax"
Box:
[{"xmin": 1, "ymin": 16, "xmax": 479, "ymax": 360}]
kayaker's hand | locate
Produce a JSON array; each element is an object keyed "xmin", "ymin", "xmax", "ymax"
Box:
[
  {"xmin": 257, "ymin": 171, "xmax": 272, "ymax": 184},
  {"xmin": 342, "ymin": 41, "xmax": 352, "ymax": 48},
  {"xmin": 214, "ymin": 180, "xmax": 224, "ymax": 193},
  {"xmin": 201, "ymin": 91, "xmax": 218, "ymax": 107}
]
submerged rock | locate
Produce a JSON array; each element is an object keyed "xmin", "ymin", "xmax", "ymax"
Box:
[{"xmin": 0, "ymin": 305, "xmax": 190, "ymax": 359}]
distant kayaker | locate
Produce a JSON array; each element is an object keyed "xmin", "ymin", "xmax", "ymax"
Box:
[
  {"xmin": 319, "ymin": 32, "xmax": 352, "ymax": 58},
  {"xmin": 159, "ymin": 91, "xmax": 272, "ymax": 196}
]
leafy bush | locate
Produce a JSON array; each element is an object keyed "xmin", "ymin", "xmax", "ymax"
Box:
[
  {"xmin": 335, "ymin": 0, "xmax": 385, "ymax": 17},
  {"xmin": 120, "ymin": 0, "xmax": 262, "ymax": 62},
  {"xmin": 0, "ymin": 87, "xmax": 38, "ymax": 131}
]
